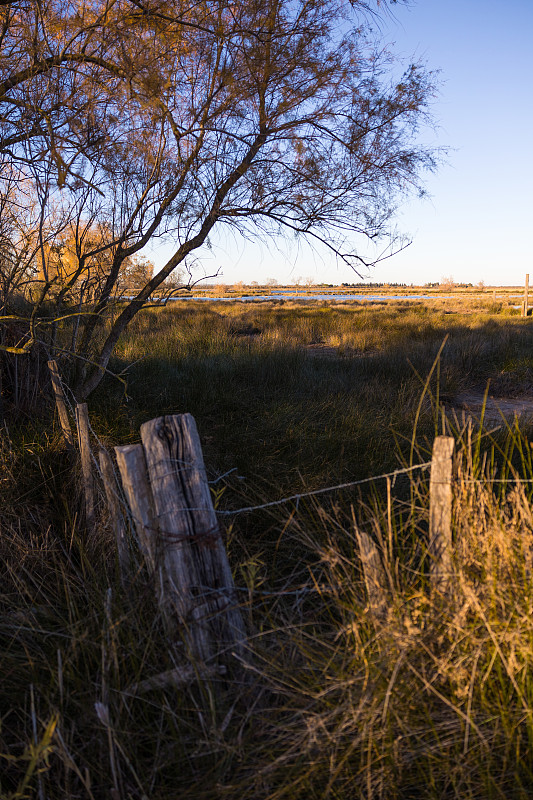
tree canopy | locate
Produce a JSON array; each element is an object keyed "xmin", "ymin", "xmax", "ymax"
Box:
[{"xmin": 0, "ymin": 0, "xmax": 438, "ymax": 400}]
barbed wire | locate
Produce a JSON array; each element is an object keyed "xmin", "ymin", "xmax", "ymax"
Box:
[
  {"xmin": 216, "ymin": 462, "xmax": 433, "ymax": 516},
  {"xmin": 48, "ymin": 366, "xmax": 533, "ymax": 532},
  {"xmin": 458, "ymin": 478, "xmax": 533, "ymax": 484}
]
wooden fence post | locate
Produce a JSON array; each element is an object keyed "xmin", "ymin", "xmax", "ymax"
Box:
[
  {"xmin": 116, "ymin": 415, "xmax": 246, "ymax": 665},
  {"xmin": 429, "ymin": 435, "xmax": 455, "ymax": 592},
  {"xmin": 47, "ymin": 360, "xmax": 74, "ymax": 449},
  {"xmin": 141, "ymin": 414, "xmax": 246, "ymax": 663},
  {"xmin": 355, "ymin": 524, "xmax": 387, "ymax": 622},
  {"xmin": 524, "ymin": 274, "xmax": 530, "ymax": 317},
  {"xmin": 99, "ymin": 448, "xmax": 129, "ymax": 584},
  {"xmin": 75, "ymin": 403, "xmax": 95, "ymax": 527},
  {"xmin": 114, "ymin": 444, "xmax": 158, "ymax": 572}
]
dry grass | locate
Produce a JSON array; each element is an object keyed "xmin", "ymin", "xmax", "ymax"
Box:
[
  {"xmin": 3, "ymin": 299, "xmax": 533, "ymax": 797},
  {"xmin": 3, "ymin": 415, "xmax": 533, "ymax": 797}
]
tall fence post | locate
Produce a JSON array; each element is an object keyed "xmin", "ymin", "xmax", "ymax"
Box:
[
  {"xmin": 429, "ymin": 435, "xmax": 455, "ymax": 592},
  {"xmin": 75, "ymin": 402, "xmax": 95, "ymax": 527},
  {"xmin": 524, "ymin": 273, "xmax": 530, "ymax": 318},
  {"xmin": 47, "ymin": 360, "xmax": 74, "ymax": 449},
  {"xmin": 116, "ymin": 414, "xmax": 246, "ymax": 666}
]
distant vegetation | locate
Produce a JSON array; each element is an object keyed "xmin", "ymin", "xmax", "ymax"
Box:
[{"xmin": 192, "ymin": 282, "xmax": 519, "ymax": 296}]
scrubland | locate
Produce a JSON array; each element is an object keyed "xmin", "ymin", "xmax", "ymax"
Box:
[{"xmin": 3, "ymin": 298, "xmax": 533, "ymax": 798}]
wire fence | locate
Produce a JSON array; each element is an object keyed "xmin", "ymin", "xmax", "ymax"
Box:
[
  {"xmin": 216, "ymin": 462, "xmax": 432, "ymax": 517},
  {"xmin": 41, "ymin": 374, "xmax": 533, "ymax": 643},
  {"xmin": 55, "ymin": 373, "xmax": 533, "ymax": 533},
  {"xmin": 54, "ymin": 373, "xmax": 430, "ymax": 525}
]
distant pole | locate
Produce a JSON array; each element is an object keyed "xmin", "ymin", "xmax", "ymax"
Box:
[{"xmin": 524, "ymin": 274, "xmax": 529, "ymax": 317}]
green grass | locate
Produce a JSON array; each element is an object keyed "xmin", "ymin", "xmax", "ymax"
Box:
[
  {"xmin": 95, "ymin": 299, "xmax": 533, "ymax": 491},
  {"xmin": 3, "ymin": 298, "xmax": 533, "ymax": 798}
]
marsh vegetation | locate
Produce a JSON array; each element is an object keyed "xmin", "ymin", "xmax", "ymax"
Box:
[{"xmin": 3, "ymin": 298, "xmax": 533, "ymax": 798}]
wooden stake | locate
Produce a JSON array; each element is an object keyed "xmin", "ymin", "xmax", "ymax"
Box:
[
  {"xmin": 140, "ymin": 414, "xmax": 246, "ymax": 663},
  {"xmin": 47, "ymin": 360, "xmax": 74, "ymax": 449},
  {"xmin": 99, "ymin": 448, "xmax": 129, "ymax": 584},
  {"xmin": 75, "ymin": 403, "xmax": 94, "ymax": 526},
  {"xmin": 524, "ymin": 274, "xmax": 530, "ymax": 317},
  {"xmin": 115, "ymin": 442, "xmax": 189, "ymax": 640},
  {"xmin": 429, "ymin": 436, "xmax": 455, "ymax": 592},
  {"xmin": 114, "ymin": 444, "xmax": 159, "ymax": 573},
  {"xmin": 355, "ymin": 524, "xmax": 387, "ymax": 622}
]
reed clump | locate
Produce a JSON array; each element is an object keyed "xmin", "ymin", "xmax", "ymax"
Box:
[{"xmin": 229, "ymin": 419, "xmax": 533, "ymax": 799}]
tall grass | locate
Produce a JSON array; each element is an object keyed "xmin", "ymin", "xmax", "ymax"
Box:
[
  {"xmin": 3, "ymin": 413, "xmax": 533, "ymax": 797},
  {"xmin": 96, "ymin": 299, "xmax": 533, "ymax": 493},
  {"xmin": 231, "ymin": 417, "xmax": 533, "ymax": 799},
  {"xmin": 2, "ymin": 299, "xmax": 533, "ymax": 798}
]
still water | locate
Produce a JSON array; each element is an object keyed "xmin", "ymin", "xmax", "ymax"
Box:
[{"xmin": 173, "ymin": 294, "xmax": 436, "ymax": 302}]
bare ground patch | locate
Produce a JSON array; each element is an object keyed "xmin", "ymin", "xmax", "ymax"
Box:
[{"xmin": 448, "ymin": 392, "xmax": 533, "ymax": 424}]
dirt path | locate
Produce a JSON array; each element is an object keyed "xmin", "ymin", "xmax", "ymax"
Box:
[{"xmin": 449, "ymin": 393, "xmax": 533, "ymax": 424}]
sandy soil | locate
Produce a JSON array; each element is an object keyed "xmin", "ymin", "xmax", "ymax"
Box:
[{"xmin": 448, "ymin": 393, "xmax": 533, "ymax": 424}]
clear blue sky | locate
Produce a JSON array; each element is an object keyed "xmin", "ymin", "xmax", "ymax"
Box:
[
  {"xmin": 373, "ymin": 0, "xmax": 533, "ymax": 288},
  {"xmin": 153, "ymin": 0, "xmax": 533, "ymax": 286}
]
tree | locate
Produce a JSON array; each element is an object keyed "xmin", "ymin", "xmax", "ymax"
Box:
[{"xmin": 0, "ymin": 0, "xmax": 439, "ymax": 401}]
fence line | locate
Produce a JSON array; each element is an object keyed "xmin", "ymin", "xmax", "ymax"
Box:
[
  {"xmin": 50, "ymin": 370, "xmax": 533, "ymax": 531},
  {"xmin": 459, "ymin": 478, "xmax": 533, "ymax": 484},
  {"xmin": 43, "ymin": 377, "xmax": 533, "ymax": 688},
  {"xmin": 52, "ymin": 370, "xmax": 435, "ymax": 532},
  {"xmin": 47, "ymin": 368, "xmax": 533, "ymax": 534},
  {"xmin": 216, "ymin": 462, "xmax": 433, "ymax": 517}
]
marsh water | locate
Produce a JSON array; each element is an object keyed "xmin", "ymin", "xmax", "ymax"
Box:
[{"xmin": 174, "ymin": 293, "xmax": 436, "ymax": 302}]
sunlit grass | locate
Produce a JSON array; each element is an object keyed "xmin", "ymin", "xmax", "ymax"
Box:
[
  {"xmin": 3, "ymin": 298, "xmax": 533, "ymax": 797},
  {"xmin": 3, "ymin": 414, "xmax": 533, "ymax": 797}
]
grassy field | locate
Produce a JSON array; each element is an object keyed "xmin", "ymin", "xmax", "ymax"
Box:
[
  {"xmin": 103, "ymin": 297, "xmax": 532, "ymax": 490},
  {"xmin": 3, "ymin": 297, "xmax": 533, "ymax": 798}
]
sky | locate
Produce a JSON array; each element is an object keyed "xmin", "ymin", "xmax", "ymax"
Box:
[{"xmin": 153, "ymin": 0, "xmax": 533, "ymax": 287}]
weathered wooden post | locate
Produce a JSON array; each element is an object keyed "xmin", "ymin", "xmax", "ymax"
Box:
[
  {"xmin": 116, "ymin": 414, "xmax": 246, "ymax": 666},
  {"xmin": 523, "ymin": 274, "xmax": 530, "ymax": 317},
  {"xmin": 428, "ymin": 436, "xmax": 455, "ymax": 592},
  {"xmin": 48, "ymin": 360, "xmax": 74, "ymax": 449},
  {"xmin": 355, "ymin": 524, "xmax": 387, "ymax": 622},
  {"xmin": 75, "ymin": 402, "xmax": 95, "ymax": 526},
  {"xmin": 114, "ymin": 444, "xmax": 158, "ymax": 573},
  {"xmin": 99, "ymin": 448, "xmax": 129, "ymax": 584}
]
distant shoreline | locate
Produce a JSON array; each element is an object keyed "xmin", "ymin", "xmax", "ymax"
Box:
[{"xmin": 158, "ymin": 285, "xmax": 525, "ymax": 303}]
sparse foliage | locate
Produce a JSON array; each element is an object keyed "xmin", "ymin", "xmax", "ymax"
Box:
[{"xmin": 0, "ymin": 0, "xmax": 439, "ymax": 403}]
